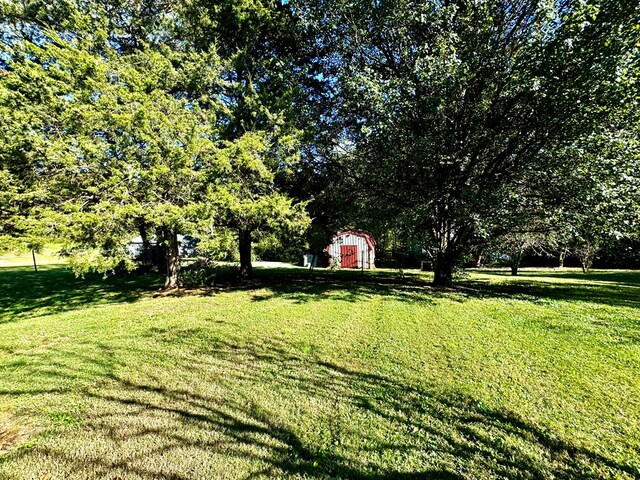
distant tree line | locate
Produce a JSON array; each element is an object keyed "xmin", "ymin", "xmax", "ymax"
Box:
[{"xmin": 1, "ymin": 0, "xmax": 639, "ymax": 287}]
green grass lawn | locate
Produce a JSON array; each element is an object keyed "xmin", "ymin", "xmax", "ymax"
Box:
[
  {"xmin": 0, "ymin": 246, "xmax": 63, "ymax": 268},
  {"xmin": 0, "ymin": 263, "xmax": 639, "ymax": 479}
]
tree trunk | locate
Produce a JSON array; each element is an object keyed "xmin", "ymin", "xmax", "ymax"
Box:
[
  {"xmin": 138, "ymin": 222, "xmax": 150, "ymax": 266},
  {"xmin": 475, "ymin": 253, "xmax": 483, "ymax": 268},
  {"xmin": 31, "ymin": 249, "xmax": 38, "ymax": 273},
  {"xmin": 581, "ymin": 252, "xmax": 593, "ymax": 274},
  {"xmin": 433, "ymin": 251, "xmax": 454, "ymax": 287},
  {"xmin": 138, "ymin": 221, "xmax": 164, "ymax": 272},
  {"xmin": 239, "ymin": 229, "xmax": 253, "ymax": 278},
  {"xmin": 431, "ymin": 223, "xmax": 471, "ymax": 287},
  {"xmin": 579, "ymin": 242, "xmax": 595, "ymax": 274},
  {"xmin": 511, "ymin": 249, "xmax": 523, "ymax": 276},
  {"xmin": 163, "ymin": 230, "xmax": 180, "ymax": 289},
  {"xmin": 558, "ymin": 247, "xmax": 567, "ymax": 268},
  {"xmin": 138, "ymin": 221, "xmax": 151, "ymax": 253}
]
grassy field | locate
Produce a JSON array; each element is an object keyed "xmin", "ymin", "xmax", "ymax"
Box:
[
  {"xmin": 0, "ymin": 246, "xmax": 62, "ymax": 269},
  {"xmin": 0, "ymin": 260, "xmax": 639, "ymax": 479}
]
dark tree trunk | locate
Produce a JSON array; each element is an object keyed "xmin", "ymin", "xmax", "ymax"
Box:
[
  {"xmin": 157, "ymin": 243, "xmax": 167, "ymax": 274},
  {"xmin": 239, "ymin": 229, "xmax": 253, "ymax": 278},
  {"xmin": 163, "ymin": 230, "xmax": 180, "ymax": 289},
  {"xmin": 431, "ymin": 222, "xmax": 471, "ymax": 287},
  {"xmin": 558, "ymin": 247, "xmax": 567, "ymax": 268},
  {"xmin": 433, "ymin": 251, "xmax": 455, "ymax": 287},
  {"xmin": 580, "ymin": 255, "xmax": 593, "ymax": 274},
  {"xmin": 31, "ymin": 249, "xmax": 38, "ymax": 273},
  {"xmin": 138, "ymin": 220, "xmax": 164, "ymax": 272},
  {"xmin": 579, "ymin": 242, "xmax": 595, "ymax": 274},
  {"xmin": 510, "ymin": 250, "xmax": 523, "ymax": 276},
  {"xmin": 138, "ymin": 222, "xmax": 151, "ymax": 252}
]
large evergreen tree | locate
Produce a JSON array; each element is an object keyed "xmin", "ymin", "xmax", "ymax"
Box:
[
  {"xmin": 1, "ymin": 17, "xmax": 224, "ymax": 287},
  {"xmin": 177, "ymin": 0, "xmax": 313, "ymax": 277},
  {"xmin": 0, "ymin": 0, "xmax": 311, "ymax": 285}
]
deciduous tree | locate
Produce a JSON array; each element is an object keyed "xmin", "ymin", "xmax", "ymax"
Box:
[{"xmin": 304, "ymin": 0, "xmax": 640, "ymax": 285}]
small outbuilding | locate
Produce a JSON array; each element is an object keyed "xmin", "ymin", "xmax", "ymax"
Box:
[
  {"xmin": 126, "ymin": 235, "xmax": 199, "ymax": 259},
  {"xmin": 326, "ymin": 231, "xmax": 376, "ymax": 269}
]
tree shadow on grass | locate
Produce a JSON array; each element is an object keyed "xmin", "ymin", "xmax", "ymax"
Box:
[
  {"xmin": 1, "ymin": 336, "xmax": 637, "ymax": 479},
  {"xmin": 238, "ymin": 270, "xmax": 640, "ymax": 345},
  {"xmin": 2, "ymin": 264, "xmax": 639, "ymax": 341},
  {"xmin": 478, "ymin": 269, "xmax": 640, "ymax": 287},
  {"xmin": 243, "ymin": 268, "xmax": 441, "ymax": 305},
  {"xmin": 238, "ymin": 267, "xmax": 640, "ymax": 311},
  {"xmin": 461, "ymin": 277, "xmax": 640, "ymax": 313},
  {"xmin": 0, "ymin": 265, "xmax": 162, "ymax": 322}
]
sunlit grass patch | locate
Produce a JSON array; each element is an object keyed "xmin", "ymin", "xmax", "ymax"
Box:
[{"xmin": 0, "ymin": 265, "xmax": 638, "ymax": 479}]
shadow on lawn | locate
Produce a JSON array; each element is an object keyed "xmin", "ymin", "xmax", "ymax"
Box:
[
  {"xmin": 242, "ymin": 268, "xmax": 640, "ymax": 311},
  {"xmin": 460, "ymin": 277, "xmax": 640, "ymax": 310},
  {"xmin": 2, "ymin": 335, "xmax": 637, "ymax": 479},
  {"xmin": 0, "ymin": 265, "xmax": 162, "ymax": 322},
  {"xmin": 1, "ymin": 264, "xmax": 639, "ymax": 332},
  {"xmin": 245, "ymin": 271, "xmax": 640, "ymax": 344},
  {"xmin": 1, "ymin": 266, "xmax": 639, "ymax": 346},
  {"xmin": 479, "ymin": 269, "xmax": 640, "ymax": 287}
]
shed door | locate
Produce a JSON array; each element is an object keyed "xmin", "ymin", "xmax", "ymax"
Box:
[{"xmin": 340, "ymin": 245, "xmax": 358, "ymax": 268}]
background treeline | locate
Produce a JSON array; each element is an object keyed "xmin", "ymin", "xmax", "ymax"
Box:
[{"xmin": 1, "ymin": 0, "xmax": 639, "ymax": 287}]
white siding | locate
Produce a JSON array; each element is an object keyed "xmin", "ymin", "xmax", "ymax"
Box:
[{"xmin": 327, "ymin": 232, "xmax": 375, "ymax": 269}]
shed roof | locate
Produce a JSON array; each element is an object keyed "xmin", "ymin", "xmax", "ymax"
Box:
[{"xmin": 333, "ymin": 231, "xmax": 376, "ymax": 251}]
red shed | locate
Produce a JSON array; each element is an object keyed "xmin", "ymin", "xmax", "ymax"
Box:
[{"xmin": 326, "ymin": 231, "xmax": 376, "ymax": 269}]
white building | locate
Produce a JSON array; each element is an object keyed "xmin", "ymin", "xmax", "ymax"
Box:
[
  {"xmin": 326, "ymin": 231, "xmax": 376, "ymax": 269},
  {"xmin": 126, "ymin": 235, "xmax": 199, "ymax": 258}
]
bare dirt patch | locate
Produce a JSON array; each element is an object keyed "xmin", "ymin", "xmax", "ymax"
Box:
[{"xmin": 0, "ymin": 412, "xmax": 32, "ymax": 455}]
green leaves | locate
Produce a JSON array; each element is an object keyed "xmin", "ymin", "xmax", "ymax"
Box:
[
  {"xmin": 305, "ymin": 0, "xmax": 640, "ymax": 283},
  {"xmin": 0, "ymin": 0, "xmax": 310, "ymax": 278}
]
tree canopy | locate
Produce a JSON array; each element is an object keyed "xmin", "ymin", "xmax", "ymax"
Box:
[
  {"xmin": 1, "ymin": 0, "xmax": 639, "ymax": 286},
  {"xmin": 302, "ymin": 0, "xmax": 640, "ymax": 284},
  {"xmin": 0, "ymin": 0, "xmax": 310, "ymax": 286}
]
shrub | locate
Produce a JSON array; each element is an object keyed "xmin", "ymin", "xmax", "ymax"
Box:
[{"xmin": 179, "ymin": 258, "xmax": 217, "ymax": 287}]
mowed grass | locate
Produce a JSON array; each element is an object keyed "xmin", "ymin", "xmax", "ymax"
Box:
[{"xmin": 0, "ymin": 262, "xmax": 639, "ymax": 479}]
